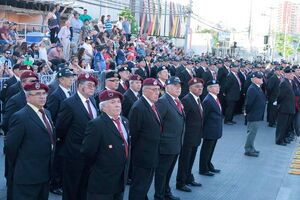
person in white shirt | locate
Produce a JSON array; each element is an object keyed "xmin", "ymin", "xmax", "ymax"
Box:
[
  {"xmin": 58, "ymin": 20, "xmax": 71, "ymax": 61},
  {"xmin": 81, "ymin": 36, "xmax": 93, "ymax": 66}
]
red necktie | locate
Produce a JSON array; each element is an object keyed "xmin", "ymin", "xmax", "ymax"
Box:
[
  {"xmin": 113, "ymin": 118, "xmax": 128, "ymax": 158},
  {"xmin": 151, "ymin": 104, "xmax": 160, "ymax": 122},
  {"xmin": 39, "ymin": 109, "xmax": 54, "ymax": 149},
  {"xmin": 175, "ymin": 98, "xmax": 183, "ymax": 114},
  {"xmin": 122, "ymin": 82, "xmax": 128, "ymax": 90},
  {"xmin": 216, "ymin": 97, "xmax": 222, "ymax": 111},
  {"xmin": 86, "ymin": 99, "xmax": 94, "ymax": 119}
]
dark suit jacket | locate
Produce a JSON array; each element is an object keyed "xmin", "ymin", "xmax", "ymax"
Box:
[
  {"xmin": 238, "ymin": 71, "xmax": 247, "ymax": 94},
  {"xmin": 5, "ymin": 81, "xmax": 22, "ymax": 103},
  {"xmin": 224, "ymin": 72, "xmax": 241, "ymax": 101},
  {"xmin": 0, "ymin": 76, "xmax": 17, "ymax": 103},
  {"xmin": 6, "ymin": 105, "xmax": 55, "ymax": 184},
  {"xmin": 178, "ymin": 69, "xmax": 193, "ymax": 99},
  {"xmin": 202, "ymin": 70, "xmax": 213, "ymax": 98},
  {"xmin": 46, "ymin": 86, "xmax": 68, "ymax": 122},
  {"xmin": 2, "ymin": 91, "xmax": 26, "ymax": 134},
  {"xmin": 245, "ymin": 83, "xmax": 266, "ymax": 122},
  {"xmin": 122, "ymin": 89, "xmax": 138, "ymax": 118},
  {"xmin": 175, "ymin": 64, "xmax": 185, "ymax": 77},
  {"xmin": 129, "ymin": 97, "xmax": 161, "ymax": 168},
  {"xmin": 277, "ymin": 78, "xmax": 296, "ymax": 114},
  {"xmin": 266, "ymin": 74, "xmax": 280, "ymax": 102},
  {"xmin": 156, "ymin": 93, "xmax": 185, "ymax": 155},
  {"xmin": 202, "ymin": 94, "xmax": 223, "ymax": 140},
  {"xmin": 117, "ymin": 81, "xmax": 129, "ymax": 94},
  {"xmin": 81, "ymin": 113, "xmax": 129, "ymax": 195},
  {"xmin": 55, "ymin": 93, "xmax": 99, "ymax": 159},
  {"xmin": 194, "ymin": 66, "xmax": 205, "ymax": 79},
  {"xmin": 217, "ymin": 66, "xmax": 229, "ymax": 92},
  {"xmin": 181, "ymin": 93, "xmax": 203, "ymax": 146}
]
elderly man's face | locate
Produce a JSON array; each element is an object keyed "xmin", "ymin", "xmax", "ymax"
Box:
[{"xmin": 102, "ymin": 98, "xmax": 122, "ymax": 117}]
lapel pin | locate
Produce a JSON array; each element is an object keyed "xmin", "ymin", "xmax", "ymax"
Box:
[{"xmin": 108, "ymin": 145, "xmax": 113, "ymax": 149}]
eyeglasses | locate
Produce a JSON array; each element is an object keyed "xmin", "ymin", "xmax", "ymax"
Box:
[{"xmin": 28, "ymin": 92, "xmax": 48, "ymax": 97}]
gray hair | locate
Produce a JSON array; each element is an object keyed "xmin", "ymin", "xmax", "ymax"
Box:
[{"xmin": 99, "ymin": 101, "xmax": 109, "ymax": 111}]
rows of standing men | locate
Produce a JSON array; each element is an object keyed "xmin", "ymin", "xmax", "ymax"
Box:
[{"xmin": 0, "ymin": 55, "xmax": 299, "ymax": 200}]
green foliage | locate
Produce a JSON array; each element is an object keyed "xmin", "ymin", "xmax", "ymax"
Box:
[
  {"xmin": 119, "ymin": 9, "xmax": 138, "ymax": 35},
  {"xmin": 275, "ymin": 32, "xmax": 300, "ymax": 57}
]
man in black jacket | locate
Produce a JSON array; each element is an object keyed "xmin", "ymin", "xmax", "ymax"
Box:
[
  {"xmin": 244, "ymin": 72, "xmax": 266, "ymax": 157},
  {"xmin": 56, "ymin": 73, "xmax": 99, "ymax": 200},
  {"xmin": 266, "ymin": 67, "xmax": 281, "ymax": 127},
  {"xmin": 176, "ymin": 78, "xmax": 204, "ymax": 192},
  {"xmin": 6, "ymin": 82, "xmax": 54, "ymax": 200},
  {"xmin": 155, "ymin": 77, "xmax": 185, "ymax": 200},
  {"xmin": 128, "ymin": 78, "xmax": 162, "ymax": 200},
  {"xmin": 224, "ymin": 64, "xmax": 241, "ymax": 125},
  {"xmin": 275, "ymin": 67, "xmax": 296, "ymax": 146},
  {"xmin": 82, "ymin": 90, "xmax": 129, "ymax": 200}
]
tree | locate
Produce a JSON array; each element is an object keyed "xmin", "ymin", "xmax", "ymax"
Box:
[
  {"xmin": 119, "ymin": 9, "xmax": 138, "ymax": 35},
  {"xmin": 275, "ymin": 33, "xmax": 300, "ymax": 57}
]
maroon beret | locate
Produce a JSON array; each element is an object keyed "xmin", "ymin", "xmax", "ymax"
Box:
[
  {"xmin": 20, "ymin": 71, "xmax": 38, "ymax": 81},
  {"xmin": 188, "ymin": 78, "xmax": 204, "ymax": 87},
  {"xmin": 19, "ymin": 65, "xmax": 33, "ymax": 71},
  {"xmin": 130, "ymin": 74, "xmax": 143, "ymax": 81},
  {"xmin": 143, "ymin": 78, "xmax": 160, "ymax": 87},
  {"xmin": 77, "ymin": 73, "xmax": 98, "ymax": 85},
  {"xmin": 24, "ymin": 82, "xmax": 48, "ymax": 92},
  {"xmin": 99, "ymin": 90, "xmax": 123, "ymax": 102}
]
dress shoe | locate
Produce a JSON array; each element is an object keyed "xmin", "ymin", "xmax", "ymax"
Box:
[
  {"xmin": 210, "ymin": 168, "xmax": 221, "ymax": 173},
  {"xmin": 199, "ymin": 171, "xmax": 215, "ymax": 176},
  {"xmin": 276, "ymin": 142, "xmax": 287, "ymax": 146},
  {"xmin": 188, "ymin": 181, "xmax": 202, "ymax": 187},
  {"xmin": 268, "ymin": 124, "xmax": 276, "ymax": 128},
  {"xmin": 176, "ymin": 185, "xmax": 192, "ymax": 192},
  {"xmin": 253, "ymin": 150, "xmax": 260, "ymax": 154},
  {"xmin": 244, "ymin": 152, "xmax": 259, "ymax": 157},
  {"xmin": 165, "ymin": 193, "xmax": 181, "ymax": 200},
  {"xmin": 50, "ymin": 188, "xmax": 63, "ymax": 195},
  {"xmin": 224, "ymin": 121, "xmax": 234, "ymax": 125}
]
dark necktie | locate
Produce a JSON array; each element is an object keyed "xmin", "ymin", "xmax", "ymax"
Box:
[
  {"xmin": 175, "ymin": 98, "xmax": 183, "ymax": 114},
  {"xmin": 86, "ymin": 99, "xmax": 94, "ymax": 119},
  {"xmin": 38, "ymin": 109, "xmax": 54, "ymax": 149},
  {"xmin": 151, "ymin": 103, "xmax": 160, "ymax": 122},
  {"xmin": 122, "ymin": 82, "xmax": 128, "ymax": 90},
  {"xmin": 197, "ymin": 98, "xmax": 203, "ymax": 117},
  {"xmin": 67, "ymin": 91, "xmax": 72, "ymax": 97},
  {"xmin": 112, "ymin": 118, "xmax": 128, "ymax": 158}
]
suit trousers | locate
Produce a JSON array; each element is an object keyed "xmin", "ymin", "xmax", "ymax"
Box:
[
  {"xmin": 13, "ymin": 181, "xmax": 49, "ymax": 200},
  {"xmin": 176, "ymin": 145, "xmax": 198, "ymax": 186},
  {"xmin": 225, "ymin": 100, "xmax": 237, "ymax": 122},
  {"xmin": 50, "ymin": 143, "xmax": 63, "ymax": 190},
  {"xmin": 267, "ymin": 101, "xmax": 278, "ymax": 125},
  {"xmin": 129, "ymin": 165, "xmax": 155, "ymax": 200},
  {"xmin": 87, "ymin": 192, "xmax": 124, "ymax": 200},
  {"xmin": 276, "ymin": 113, "xmax": 293, "ymax": 143},
  {"xmin": 62, "ymin": 158, "xmax": 88, "ymax": 200},
  {"xmin": 199, "ymin": 139, "xmax": 217, "ymax": 173},
  {"xmin": 244, "ymin": 121, "xmax": 259, "ymax": 153},
  {"xmin": 154, "ymin": 154, "xmax": 178, "ymax": 200}
]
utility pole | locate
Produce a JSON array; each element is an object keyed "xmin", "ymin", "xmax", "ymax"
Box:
[
  {"xmin": 184, "ymin": 0, "xmax": 192, "ymax": 53},
  {"xmin": 248, "ymin": 0, "xmax": 253, "ymax": 54}
]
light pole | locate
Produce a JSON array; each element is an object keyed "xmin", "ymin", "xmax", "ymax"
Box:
[{"xmin": 184, "ymin": 0, "xmax": 193, "ymax": 53}]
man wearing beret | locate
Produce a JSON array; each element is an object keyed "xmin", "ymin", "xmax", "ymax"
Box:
[
  {"xmin": 82, "ymin": 90, "xmax": 129, "ymax": 200},
  {"xmin": 128, "ymin": 78, "xmax": 162, "ymax": 200},
  {"xmin": 244, "ymin": 72, "xmax": 266, "ymax": 157},
  {"xmin": 156, "ymin": 65, "xmax": 169, "ymax": 96},
  {"xmin": 56, "ymin": 73, "xmax": 99, "ymax": 200},
  {"xmin": 199, "ymin": 80, "xmax": 222, "ymax": 176},
  {"xmin": 4, "ymin": 65, "xmax": 33, "ymax": 104},
  {"xmin": 3, "ymin": 71, "xmax": 38, "ymax": 200},
  {"xmin": 46, "ymin": 68, "xmax": 75, "ymax": 195},
  {"xmin": 224, "ymin": 64, "xmax": 241, "ymax": 125},
  {"xmin": 155, "ymin": 76, "xmax": 185, "ymax": 200},
  {"xmin": 117, "ymin": 66, "xmax": 130, "ymax": 94},
  {"xmin": 201, "ymin": 62, "xmax": 215, "ymax": 100},
  {"xmin": 6, "ymin": 82, "xmax": 55, "ymax": 200},
  {"xmin": 266, "ymin": 67, "xmax": 281, "ymax": 127},
  {"xmin": 275, "ymin": 67, "xmax": 296, "ymax": 146},
  {"xmin": 194, "ymin": 59, "xmax": 207, "ymax": 79},
  {"xmin": 122, "ymin": 75, "xmax": 142, "ymax": 118},
  {"xmin": 217, "ymin": 59, "xmax": 230, "ymax": 111},
  {"xmin": 176, "ymin": 78, "xmax": 204, "ymax": 192}
]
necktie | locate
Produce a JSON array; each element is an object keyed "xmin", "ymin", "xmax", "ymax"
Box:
[
  {"xmin": 67, "ymin": 91, "xmax": 72, "ymax": 97},
  {"xmin": 112, "ymin": 118, "xmax": 128, "ymax": 158},
  {"xmin": 151, "ymin": 103, "xmax": 160, "ymax": 122},
  {"xmin": 122, "ymin": 82, "xmax": 128, "ymax": 90},
  {"xmin": 86, "ymin": 99, "xmax": 94, "ymax": 119},
  {"xmin": 39, "ymin": 109, "xmax": 54, "ymax": 149},
  {"xmin": 175, "ymin": 98, "xmax": 183, "ymax": 114},
  {"xmin": 216, "ymin": 97, "xmax": 222, "ymax": 111},
  {"xmin": 197, "ymin": 98, "xmax": 203, "ymax": 117}
]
